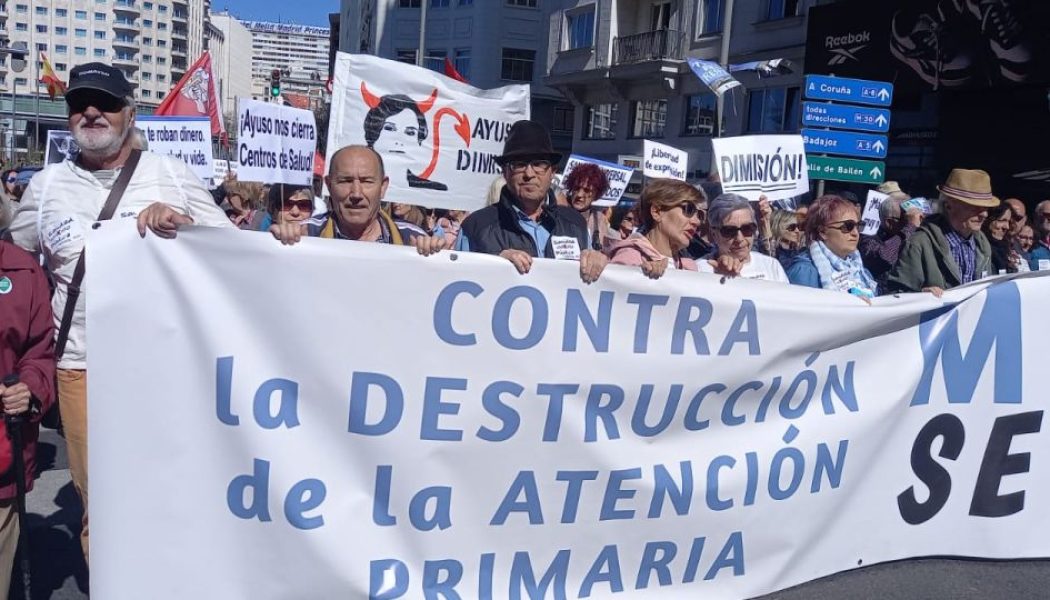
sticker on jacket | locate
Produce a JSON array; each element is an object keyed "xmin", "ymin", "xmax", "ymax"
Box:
[
  {"xmin": 551, "ymin": 236, "xmax": 581, "ymax": 261},
  {"xmin": 44, "ymin": 215, "xmax": 85, "ymax": 255}
]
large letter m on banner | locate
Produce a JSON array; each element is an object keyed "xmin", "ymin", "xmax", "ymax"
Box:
[{"xmin": 910, "ymin": 282, "xmax": 1023, "ymax": 406}]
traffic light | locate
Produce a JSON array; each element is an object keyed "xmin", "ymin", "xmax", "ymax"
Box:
[{"xmin": 270, "ymin": 69, "xmax": 282, "ymax": 98}]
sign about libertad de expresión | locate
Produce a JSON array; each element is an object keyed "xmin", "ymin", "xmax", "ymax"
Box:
[
  {"xmin": 88, "ymin": 223, "xmax": 1050, "ymax": 599},
  {"xmin": 236, "ymin": 98, "xmax": 317, "ymax": 186}
]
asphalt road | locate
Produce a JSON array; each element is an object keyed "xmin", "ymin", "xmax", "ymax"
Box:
[{"xmin": 12, "ymin": 429, "xmax": 1050, "ymax": 599}]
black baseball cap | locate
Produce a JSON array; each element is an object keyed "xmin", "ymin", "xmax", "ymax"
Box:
[{"xmin": 66, "ymin": 63, "xmax": 133, "ymax": 101}]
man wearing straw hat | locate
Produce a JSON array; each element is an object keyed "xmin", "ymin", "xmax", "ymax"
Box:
[{"xmin": 885, "ymin": 169, "xmax": 998, "ymax": 296}]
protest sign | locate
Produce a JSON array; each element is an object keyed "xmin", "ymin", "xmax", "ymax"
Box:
[
  {"xmin": 45, "ymin": 130, "xmax": 79, "ymax": 165},
  {"xmin": 137, "ymin": 116, "xmax": 215, "ymax": 182},
  {"xmin": 89, "ymin": 223, "xmax": 1050, "ymax": 599},
  {"xmin": 712, "ymin": 134, "xmax": 809, "ymax": 201},
  {"xmin": 687, "ymin": 58, "xmax": 742, "ymax": 96},
  {"xmin": 562, "ymin": 154, "xmax": 634, "ymax": 207},
  {"xmin": 329, "ymin": 53, "xmax": 530, "ymax": 212},
  {"xmin": 235, "ymin": 98, "xmax": 317, "ymax": 185},
  {"xmin": 643, "ymin": 140, "xmax": 688, "ymax": 181},
  {"xmin": 861, "ymin": 189, "xmax": 889, "ymax": 235},
  {"xmin": 211, "ymin": 158, "xmax": 234, "ymax": 188}
]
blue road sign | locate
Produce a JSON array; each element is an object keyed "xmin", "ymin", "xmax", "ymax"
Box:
[
  {"xmin": 804, "ymin": 75, "xmax": 894, "ymax": 107},
  {"xmin": 802, "ymin": 102, "xmax": 891, "ymax": 133},
  {"xmin": 802, "ymin": 128, "xmax": 888, "ymax": 159}
]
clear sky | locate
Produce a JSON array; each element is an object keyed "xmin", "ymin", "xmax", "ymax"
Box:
[{"xmin": 213, "ymin": 0, "xmax": 334, "ymax": 27}]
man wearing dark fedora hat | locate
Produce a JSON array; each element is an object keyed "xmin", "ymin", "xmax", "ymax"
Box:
[
  {"xmin": 886, "ymin": 168, "xmax": 998, "ymax": 296},
  {"xmin": 452, "ymin": 120, "xmax": 607, "ymax": 283}
]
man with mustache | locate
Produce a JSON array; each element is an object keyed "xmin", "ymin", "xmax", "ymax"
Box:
[{"xmin": 3, "ymin": 63, "xmax": 232, "ymax": 564}]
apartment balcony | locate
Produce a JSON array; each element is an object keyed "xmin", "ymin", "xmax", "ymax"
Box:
[
  {"xmin": 113, "ymin": 55, "xmax": 140, "ymax": 69},
  {"xmin": 612, "ymin": 29, "xmax": 685, "ymax": 66},
  {"xmin": 171, "ymin": 46, "xmax": 188, "ymax": 59},
  {"xmin": 172, "ymin": 10, "xmax": 188, "ymax": 24},
  {"xmin": 112, "ymin": 35, "xmax": 140, "ymax": 50},
  {"xmin": 113, "ymin": 18, "xmax": 139, "ymax": 32},
  {"xmin": 172, "ymin": 27, "xmax": 188, "ymax": 40},
  {"xmin": 113, "ymin": 0, "xmax": 141, "ymax": 16}
]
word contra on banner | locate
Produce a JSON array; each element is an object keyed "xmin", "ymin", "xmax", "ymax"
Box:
[
  {"xmin": 643, "ymin": 140, "xmax": 688, "ymax": 181},
  {"xmin": 562, "ymin": 154, "xmax": 634, "ymax": 207},
  {"xmin": 328, "ymin": 52, "xmax": 529, "ymax": 212},
  {"xmin": 712, "ymin": 135, "xmax": 809, "ymax": 201},
  {"xmin": 136, "ymin": 116, "xmax": 215, "ymax": 182},
  {"xmin": 236, "ymin": 98, "xmax": 317, "ymax": 186}
]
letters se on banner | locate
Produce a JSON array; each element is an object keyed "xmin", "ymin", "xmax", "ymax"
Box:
[
  {"xmin": 562, "ymin": 154, "xmax": 634, "ymax": 207},
  {"xmin": 87, "ymin": 224, "xmax": 1050, "ymax": 599},
  {"xmin": 712, "ymin": 135, "xmax": 809, "ymax": 201},
  {"xmin": 328, "ymin": 53, "xmax": 530, "ymax": 212},
  {"xmin": 236, "ymin": 98, "xmax": 318, "ymax": 186},
  {"xmin": 643, "ymin": 140, "xmax": 688, "ymax": 181},
  {"xmin": 137, "ymin": 116, "xmax": 215, "ymax": 183}
]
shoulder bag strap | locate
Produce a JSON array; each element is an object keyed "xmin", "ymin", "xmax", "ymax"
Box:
[{"xmin": 55, "ymin": 149, "xmax": 143, "ymax": 360}]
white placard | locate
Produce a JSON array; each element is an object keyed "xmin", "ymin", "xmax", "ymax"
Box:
[
  {"xmin": 45, "ymin": 130, "xmax": 79, "ymax": 165},
  {"xmin": 712, "ymin": 135, "xmax": 809, "ymax": 201},
  {"xmin": 329, "ymin": 53, "xmax": 530, "ymax": 212},
  {"xmin": 861, "ymin": 190, "xmax": 890, "ymax": 236},
  {"xmin": 137, "ymin": 116, "xmax": 215, "ymax": 182},
  {"xmin": 235, "ymin": 98, "xmax": 317, "ymax": 185},
  {"xmin": 642, "ymin": 140, "xmax": 688, "ymax": 181},
  {"xmin": 88, "ymin": 223, "xmax": 1050, "ymax": 599},
  {"xmin": 562, "ymin": 154, "xmax": 634, "ymax": 207}
]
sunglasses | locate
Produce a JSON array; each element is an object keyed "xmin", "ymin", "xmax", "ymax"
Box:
[
  {"xmin": 621, "ymin": 214, "xmax": 635, "ymax": 222},
  {"xmin": 785, "ymin": 223, "xmax": 800, "ymax": 232},
  {"xmin": 506, "ymin": 159, "xmax": 552, "ymax": 173},
  {"xmin": 5, "ymin": 177, "xmax": 15, "ymax": 183},
  {"xmin": 675, "ymin": 203, "xmax": 705, "ymax": 219},
  {"xmin": 67, "ymin": 92, "xmax": 127, "ymax": 114},
  {"xmin": 282, "ymin": 198, "xmax": 314, "ymax": 212},
  {"xmin": 718, "ymin": 223, "xmax": 758, "ymax": 238},
  {"xmin": 1010, "ymin": 213, "xmax": 1026, "ymax": 222},
  {"xmin": 1040, "ymin": 213, "xmax": 1050, "ymax": 221},
  {"xmin": 826, "ymin": 220, "xmax": 859, "ymax": 234}
]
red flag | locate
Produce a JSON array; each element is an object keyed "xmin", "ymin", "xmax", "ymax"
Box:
[
  {"xmin": 40, "ymin": 52, "xmax": 68, "ymax": 100},
  {"xmin": 155, "ymin": 51, "xmax": 227, "ymax": 144},
  {"xmin": 443, "ymin": 58, "xmax": 468, "ymax": 84}
]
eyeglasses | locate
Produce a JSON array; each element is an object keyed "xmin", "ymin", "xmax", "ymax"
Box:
[
  {"xmin": 1011, "ymin": 213, "xmax": 1026, "ymax": 222},
  {"xmin": 785, "ymin": 223, "xmax": 800, "ymax": 232},
  {"xmin": 621, "ymin": 214, "xmax": 635, "ymax": 223},
  {"xmin": 282, "ymin": 199, "xmax": 314, "ymax": 212},
  {"xmin": 506, "ymin": 159, "xmax": 552, "ymax": 173},
  {"xmin": 4, "ymin": 177, "xmax": 15, "ymax": 183},
  {"xmin": 826, "ymin": 220, "xmax": 860, "ymax": 234},
  {"xmin": 67, "ymin": 92, "xmax": 127, "ymax": 115},
  {"xmin": 675, "ymin": 203, "xmax": 705, "ymax": 219},
  {"xmin": 718, "ymin": 223, "xmax": 758, "ymax": 238}
]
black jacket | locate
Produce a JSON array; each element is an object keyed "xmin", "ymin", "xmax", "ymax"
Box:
[{"xmin": 460, "ymin": 188, "xmax": 589, "ymax": 258}]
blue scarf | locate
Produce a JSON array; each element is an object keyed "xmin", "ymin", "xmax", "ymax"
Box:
[{"xmin": 809, "ymin": 241, "xmax": 877, "ymax": 297}]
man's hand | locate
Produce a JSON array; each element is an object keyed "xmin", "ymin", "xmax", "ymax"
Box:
[
  {"xmin": 137, "ymin": 202, "xmax": 194, "ymax": 239},
  {"xmin": 500, "ymin": 249, "xmax": 533, "ymax": 275},
  {"xmin": 922, "ymin": 286, "xmax": 945, "ymax": 298},
  {"xmin": 641, "ymin": 257, "xmax": 669, "ymax": 280},
  {"xmin": 707, "ymin": 254, "xmax": 745, "ymax": 278},
  {"xmin": 269, "ymin": 222, "xmax": 306, "ymax": 246},
  {"xmin": 0, "ymin": 382, "xmax": 32, "ymax": 416},
  {"xmin": 757, "ymin": 195, "xmax": 772, "ymax": 222},
  {"xmin": 414, "ymin": 235, "xmax": 448, "ymax": 256},
  {"xmin": 579, "ymin": 249, "xmax": 608, "ymax": 284}
]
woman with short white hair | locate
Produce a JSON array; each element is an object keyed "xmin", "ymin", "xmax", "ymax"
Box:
[{"xmin": 697, "ymin": 193, "xmax": 789, "ymax": 283}]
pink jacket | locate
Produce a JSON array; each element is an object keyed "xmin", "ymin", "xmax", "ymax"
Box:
[{"xmin": 606, "ymin": 234, "xmax": 698, "ymax": 271}]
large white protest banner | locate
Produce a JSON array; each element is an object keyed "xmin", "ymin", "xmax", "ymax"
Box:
[
  {"xmin": 88, "ymin": 224, "xmax": 1050, "ymax": 599},
  {"xmin": 712, "ymin": 134, "xmax": 809, "ymax": 201},
  {"xmin": 329, "ymin": 53, "xmax": 530, "ymax": 212},
  {"xmin": 643, "ymin": 140, "xmax": 688, "ymax": 180},
  {"xmin": 861, "ymin": 190, "xmax": 890, "ymax": 236},
  {"xmin": 137, "ymin": 116, "xmax": 215, "ymax": 182},
  {"xmin": 562, "ymin": 154, "xmax": 634, "ymax": 207},
  {"xmin": 236, "ymin": 98, "xmax": 317, "ymax": 185}
]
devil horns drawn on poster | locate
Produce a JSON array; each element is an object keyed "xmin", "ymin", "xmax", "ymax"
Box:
[{"xmin": 360, "ymin": 82, "xmax": 470, "ymax": 192}]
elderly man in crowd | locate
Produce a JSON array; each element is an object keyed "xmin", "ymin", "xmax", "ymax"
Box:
[
  {"xmin": 4, "ymin": 63, "xmax": 233, "ymax": 562},
  {"xmin": 885, "ymin": 169, "xmax": 997, "ymax": 297},
  {"xmin": 1004, "ymin": 197, "xmax": 1027, "ymax": 238},
  {"xmin": 270, "ymin": 145, "xmax": 428, "ymax": 246},
  {"xmin": 1030, "ymin": 199, "xmax": 1050, "ymax": 269},
  {"xmin": 858, "ymin": 192, "xmax": 923, "ymax": 288},
  {"xmin": 451, "ymin": 120, "xmax": 607, "ymax": 284}
]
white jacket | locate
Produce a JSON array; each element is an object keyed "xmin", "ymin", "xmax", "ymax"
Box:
[{"xmin": 7, "ymin": 152, "xmax": 234, "ymax": 369}]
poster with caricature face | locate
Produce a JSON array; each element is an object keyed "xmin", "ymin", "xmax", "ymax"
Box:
[{"xmin": 329, "ymin": 53, "xmax": 530, "ymax": 211}]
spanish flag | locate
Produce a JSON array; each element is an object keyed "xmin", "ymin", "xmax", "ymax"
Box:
[{"xmin": 40, "ymin": 52, "xmax": 67, "ymax": 100}]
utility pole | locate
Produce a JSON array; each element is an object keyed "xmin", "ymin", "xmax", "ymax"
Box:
[
  {"xmin": 416, "ymin": 0, "xmax": 428, "ymax": 67},
  {"xmin": 715, "ymin": 0, "xmax": 736, "ymax": 139}
]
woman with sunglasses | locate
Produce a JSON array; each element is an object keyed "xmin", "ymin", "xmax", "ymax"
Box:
[
  {"xmin": 786, "ymin": 194, "xmax": 877, "ymax": 299},
  {"xmin": 607, "ymin": 179, "xmax": 702, "ymax": 278},
  {"xmin": 0, "ymin": 170, "xmax": 18, "ymax": 232},
  {"xmin": 982, "ymin": 202, "xmax": 1028, "ymax": 273},
  {"xmin": 697, "ymin": 193, "xmax": 789, "ymax": 283},
  {"xmin": 261, "ymin": 184, "xmax": 317, "ymax": 232},
  {"xmin": 770, "ymin": 209, "xmax": 804, "ymax": 272}
]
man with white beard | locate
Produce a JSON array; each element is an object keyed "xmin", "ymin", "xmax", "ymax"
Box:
[{"xmin": 4, "ymin": 63, "xmax": 232, "ymax": 565}]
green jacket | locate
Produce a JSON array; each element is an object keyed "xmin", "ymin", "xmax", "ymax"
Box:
[{"xmin": 884, "ymin": 214, "xmax": 992, "ymax": 293}]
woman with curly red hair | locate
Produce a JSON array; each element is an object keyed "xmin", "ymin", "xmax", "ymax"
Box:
[{"xmin": 562, "ymin": 162, "xmax": 610, "ymax": 250}]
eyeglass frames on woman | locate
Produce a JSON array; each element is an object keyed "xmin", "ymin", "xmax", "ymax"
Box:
[
  {"xmin": 718, "ymin": 223, "xmax": 758, "ymax": 238},
  {"xmin": 826, "ymin": 220, "xmax": 859, "ymax": 234},
  {"xmin": 283, "ymin": 199, "xmax": 314, "ymax": 212},
  {"xmin": 675, "ymin": 203, "xmax": 705, "ymax": 219},
  {"xmin": 785, "ymin": 223, "xmax": 800, "ymax": 232}
]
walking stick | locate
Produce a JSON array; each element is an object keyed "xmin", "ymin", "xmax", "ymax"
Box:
[{"xmin": 3, "ymin": 373, "xmax": 31, "ymax": 600}]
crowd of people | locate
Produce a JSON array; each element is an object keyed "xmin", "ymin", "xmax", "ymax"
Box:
[{"xmin": 0, "ymin": 61, "xmax": 1048, "ymax": 592}]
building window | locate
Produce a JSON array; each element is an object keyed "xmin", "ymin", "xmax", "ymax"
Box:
[
  {"xmin": 398, "ymin": 0, "xmax": 421, "ymax": 7},
  {"xmin": 157, "ymin": 40, "xmax": 167, "ymax": 47},
  {"xmin": 158, "ymin": 92, "xmax": 166, "ymax": 99},
  {"xmin": 143, "ymin": 37, "xmax": 153, "ymax": 45},
  {"xmin": 431, "ymin": 0, "xmax": 450, "ymax": 6},
  {"xmin": 15, "ymin": 78, "xmax": 29, "ymax": 86},
  {"xmin": 158, "ymin": 4, "xmax": 167, "ymax": 11},
  {"xmin": 454, "ymin": 48, "xmax": 471, "ymax": 79},
  {"xmin": 158, "ymin": 74, "xmax": 167, "ymax": 82},
  {"xmin": 143, "ymin": 19, "xmax": 153, "ymax": 27},
  {"xmin": 746, "ymin": 87, "xmax": 800, "ymax": 133},
  {"xmin": 56, "ymin": 63, "xmax": 68, "ymax": 71},
  {"xmin": 144, "ymin": 1, "xmax": 153, "ymax": 8},
  {"xmin": 650, "ymin": 1, "xmax": 672, "ymax": 30},
  {"xmin": 566, "ymin": 7, "xmax": 595, "ymax": 50},
  {"xmin": 14, "ymin": 4, "xmax": 27, "ymax": 14},
  {"xmin": 36, "ymin": 25, "xmax": 47, "ymax": 33},
  {"xmin": 697, "ymin": 0, "xmax": 724, "ymax": 35},
  {"xmin": 95, "ymin": 31, "xmax": 106, "ymax": 39},
  {"xmin": 766, "ymin": 0, "xmax": 801, "ymax": 20},
  {"xmin": 507, "ymin": 0, "xmax": 537, "ymax": 6},
  {"xmin": 425, "ymin": 49, "xmax": 445, "ymax": 72},
  {"xmin": 584, "ymin": 104, "xmax": 618, "ymax": 140},
  {"xmin": 94, "ymin": 12, "xmax": 106, "ymax": 20},
  {"xmin": 94, "ymin": 49, "xmax": 107, "ymax": 58},
  {"xmin": 142, "ymin": 54, "xmax": 152, "ymax": 62},
  {"xmin": 630, "ymin": 99, "xmax": 667, "ymax": 138},
  {"xmin": 552, "ymin": 106, "xmax": 575, "ymax": 133},
  {"xmin": 158, "ymin": 22, "xmax": 167, "ymax": 30},
  {"xmin": 157, "ymin": 57, "xmax": 167, "ymax": 65},
  {"xmin": 15, "ymin": 23, "xmax": 28, "ymax": 32},
  {"xmin": 75, "ymin": 47, "xmax": 88, "ymax": 56},
  {"xmin": 396, "ymin": 49, "xmax": 417, "ymax": 64},
  {"xmin": 683, "ymin": 93, "xmax": 717, "ymax": 136},
  {"xmin": 501, "ymin": 48, "xmax": 535, "ymax": 81},
  {"xmin": 143, "ymin": 90, "xmax": 152, "ymax": 98},
  {"xmin": 57, "ymin": 8, "xmax": 69, "ymax": 16},
  {"xmin": 35, "ymin": 43, "xmax": 46, "ymax": 52},
  {"xmin": 75, "ymin": 10, "xmax": 87, "ymax": 19},
  {"xmin": 56, "ymin": 27, "xmax": 69, "ymax": 36},
  {"xmin": 75, "ymin": 28, "xmax": 87, "ymax": 37},
  {"xmin": 34, "ymin": 6, "xmax": 47, "ymax": 14},
  {"xmin": 142, "ymin": 72, "xmax": 152, "ymax": 81},
  {"xmin": 55, "ymin": 45, "xmax": 69, "ymax": 55},
  {"xmin": 459, "ymin": 0, "xmax": 473, "ymax": 4}
]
